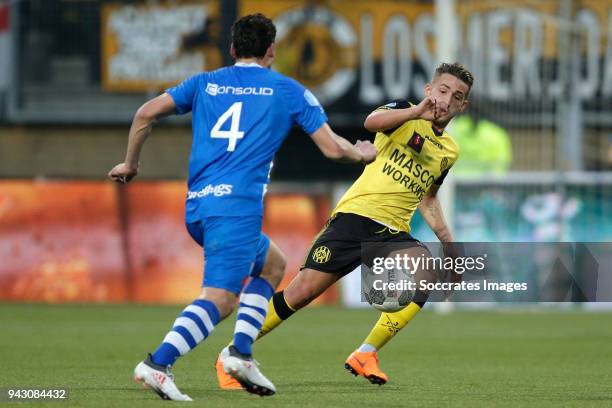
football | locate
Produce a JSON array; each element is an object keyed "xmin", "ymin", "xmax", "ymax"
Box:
[{"xmin": 362, "ymin": 264, "xmax": 415, "ymax": 313}]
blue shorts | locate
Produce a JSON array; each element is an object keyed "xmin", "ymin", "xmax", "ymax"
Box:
[{"xmin": 186, "ymin": 216, "xmax": 270, "ymax": 294}]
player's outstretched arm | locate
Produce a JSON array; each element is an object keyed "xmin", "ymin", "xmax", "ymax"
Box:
[
  {"xmin": 419, "ymin": 185, "xmax": 463, "ymax": 284},
  {"xmin": 418, "ymin": 184, "xmax": 454, "ymax": 243},
  {"xmin": 310, "ymin": 123, "xmax": 377, "ymax": 164},
  {"xmin": 364, "ymin": 97, "xmax": 439, "ymax": 133},
  {"xmin": 108, "ymin": 93, "xmax": 177, "ymax": 183}
]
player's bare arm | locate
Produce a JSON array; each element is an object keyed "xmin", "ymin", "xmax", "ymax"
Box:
[
  {"xmin": 418, "ymin": 183, "xmax": 464, "ymax": 280},
  {"xmin": 418, "ymin": 184, "xmax": 454, "ymax": 243},
  {"xmin": 310, "ymin": 123, "xmax": 377, "ymax": 164},
  {"xmin": 108, "ymin": 93, "xmax": 176, "ymax": 183}
]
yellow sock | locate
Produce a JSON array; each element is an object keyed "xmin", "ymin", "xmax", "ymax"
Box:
[
  {"xmin": 257, "ymin": 291, "xmax": 295, "ymax": 340},
  {"xmin": 362, "ymin": 302, "xmax": 422, "ymax": 350}
]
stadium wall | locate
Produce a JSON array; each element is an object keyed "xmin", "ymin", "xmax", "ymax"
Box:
[
  {"xmin": 0, "ymin": 125, "xmax": 192, "ymax": 179},
  {"xmin": 0, "ymin": 125, "xmax": 368, "ymax": 180},
  {"xmin": 1, "ymin": 125, "xmax": 608, "ymax": 179}
]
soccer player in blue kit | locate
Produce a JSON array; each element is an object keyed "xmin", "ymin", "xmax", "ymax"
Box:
[{"xmin": 108, "ymin": 13, "xmax": 376, "ymax": 401}]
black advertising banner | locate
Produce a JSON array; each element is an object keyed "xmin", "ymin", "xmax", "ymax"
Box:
[{"xmin": 240, "ymin": 0, "xmax": 612, "ymax": 117}]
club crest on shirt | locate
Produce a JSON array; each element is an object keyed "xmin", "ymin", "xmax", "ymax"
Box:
[
  {"xmin": 440, "ymin": 157, "xmax": 449, "ymax": 172},
  {"xmin": 407, "ymin": 132, "xmax": 425, "ymax": 153},
  {"xmin": 312, "ymin": 246, "xmax": 331, "ymax": 263}
]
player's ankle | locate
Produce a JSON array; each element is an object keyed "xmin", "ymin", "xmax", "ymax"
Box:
[
  {"xmin": 357, "ymin": 343, "xmax": 377, "ymax": 353},
  {"xmin": 229, "ymin": 345, "xmax": 252, "ymax": 360}
]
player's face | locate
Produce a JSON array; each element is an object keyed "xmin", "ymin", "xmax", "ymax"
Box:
[{"xmin": 425, "ymin": 73, "xmax": 470, "ymax": 124}]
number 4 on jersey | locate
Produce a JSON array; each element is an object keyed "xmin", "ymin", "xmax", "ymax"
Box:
[{"xmin": 211, "ymin": 102, "xmax": 245, "ymax": 151}]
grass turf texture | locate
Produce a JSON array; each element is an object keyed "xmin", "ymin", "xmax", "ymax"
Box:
[{"xmin": 1, "ymin": 304, "xmax": 611, "ymax": 407}]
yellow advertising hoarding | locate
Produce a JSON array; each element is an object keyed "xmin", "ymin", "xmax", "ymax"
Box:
[{"xmin": 101, "ymin": 1, "xmax": 222, "ymax": 92}]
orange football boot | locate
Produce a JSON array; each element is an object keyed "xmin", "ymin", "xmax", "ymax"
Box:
[
  {"xmin": 215, "ymin": 356, "xmax": 243, "ymax": 390},
  {"xmin": 344, "ymin": 351, "xmax": 388, "ymax": 385}
]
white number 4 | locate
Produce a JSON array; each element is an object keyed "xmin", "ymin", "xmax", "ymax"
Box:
[{"xmin": 211, "ymin": 102, "xmax": 245, "ymax": 151}]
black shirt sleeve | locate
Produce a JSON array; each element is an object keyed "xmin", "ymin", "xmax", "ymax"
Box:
[
  {"xmin": 374, "ymin": 98, "xmax": 411, "ymax": 112},
  {"xmin": 435, "ymin": 168, "xmax": 451, "ymax": 186}
]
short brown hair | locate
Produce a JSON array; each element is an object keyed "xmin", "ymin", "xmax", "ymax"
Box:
[
  {"xmin": 434, "ymin": 62, "xmax": 474, "ymax": 91},
  {"xmin": 231, "ymin": 14, "xmax": 276, "ymax": 59}
]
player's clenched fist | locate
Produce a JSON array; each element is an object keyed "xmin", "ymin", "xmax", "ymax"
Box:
[
  {"xmin": 355, "ymin": 140, "xmax": 377, "ymax": 164},
  {"xmin": 413, "ymin": 96, "xmax": 439, "ymax": 122},
  {"xmin": 108, "ymin": 163, "xmax": 138, "ymax": 183}
]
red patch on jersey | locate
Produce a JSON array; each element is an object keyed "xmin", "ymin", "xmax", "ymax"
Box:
[{"xmin": 407, "ymin": 132, "xmax": 425, "ymax": 153}]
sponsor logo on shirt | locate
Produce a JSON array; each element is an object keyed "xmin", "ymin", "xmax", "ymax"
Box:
[
  {"xmin": 423, "ymin": 134, "xmax": 444, "ymax": 150},
  {"xmin": 205, "ymin": 83, "xmax": 273, "ymax": 96},
  {"xmin": 187, "ymin": 184, "xmax": 233, "ymax": 199},
  {"xmin": 407, "ymin": 132, "xmax": 425, "ymax": 153}
]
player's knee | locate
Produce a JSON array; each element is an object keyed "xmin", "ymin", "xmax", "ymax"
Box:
[
  {"xmin": 209, "ymin": 296, "xmax": 237, "ymax": 319},
  {"xmin": 198, "ymin": 287, "xmax": 238, "ymax": 319},
  {"xmin": 259, "ymin": 242, "xmax": 287, "ymax": 289},
  {"xmin": 269, "ymin": 251, "xmax": 287, "ymax": 284}
]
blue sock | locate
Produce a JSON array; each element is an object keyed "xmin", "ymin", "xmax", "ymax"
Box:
[
  {"xmin": 151, "ymin": 299, "xmax": 220, "ymax": 366},
  {"xmin": 233, "ymin": 277, "xmax": 274, "ymax": 356}
]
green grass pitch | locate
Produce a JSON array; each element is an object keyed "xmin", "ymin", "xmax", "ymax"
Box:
[{"xmin": 1, "ymin": 304, "xmax": 611, "ymax": 407}]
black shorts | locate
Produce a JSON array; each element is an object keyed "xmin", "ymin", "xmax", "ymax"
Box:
[{"xmin": 301, "ymin": 212, "xmax": 423, "ymax": 277}]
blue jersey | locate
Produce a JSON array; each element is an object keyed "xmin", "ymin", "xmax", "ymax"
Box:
[{"xmin": 166, "ymin": 63, "xmax": 327, "ymax": 222}]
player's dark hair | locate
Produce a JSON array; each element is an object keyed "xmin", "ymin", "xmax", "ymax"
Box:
[
  {"xmin": 434, "ymin": 62, "xmax": 474, "ymax": 91},
  {"xmin": 231, "ymin": 13, "xmax": 276, "ymax": 59}
]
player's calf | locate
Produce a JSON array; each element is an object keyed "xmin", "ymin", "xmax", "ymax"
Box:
[{"xmin": 283, "ymin": 268, "xmax": 340, "ymax": 309}]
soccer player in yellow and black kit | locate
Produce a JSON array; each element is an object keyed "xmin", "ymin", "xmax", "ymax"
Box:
[{"xmin": 216, "ymin": 62, "xmax": 473, "ymax": 388}]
